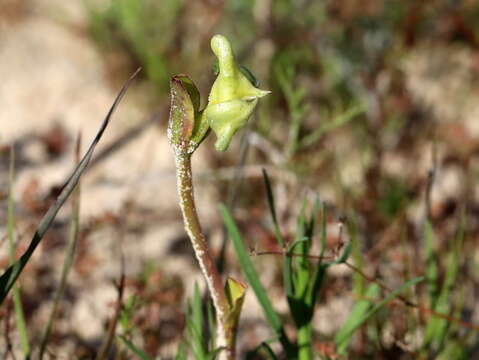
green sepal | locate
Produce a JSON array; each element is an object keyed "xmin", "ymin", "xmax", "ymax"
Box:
[
  {"xmin": 204, "ymin": 98, "xmax": 259, "ymax": 151},
  {"xmin": 168, "ymin": 74, "xmax": 209, "ymax": 154},
  {"xmin": 204, "ymin": 35, "xmax": 270, "ymax": 151}
]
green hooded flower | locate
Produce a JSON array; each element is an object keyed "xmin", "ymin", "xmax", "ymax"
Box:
[
  {"xmin": 168, "ymin": 35, "xmax": 269, "ymax": 154},
  {"xmin": 204, "ymin": 34, "xmax": 270, "ymax": 151}
]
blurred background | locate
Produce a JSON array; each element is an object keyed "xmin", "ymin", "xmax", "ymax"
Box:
[{"xmin": 1, "ymin": 0, "xmax": 479, "ymax": 358}]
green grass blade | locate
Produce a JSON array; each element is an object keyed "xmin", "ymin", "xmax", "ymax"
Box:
[
  {"xmin": 219, "ymin": 204, "xmax": 293, "ymax": 352},
  {"xmin": 175, "ymin": 341, "xmax": 187, "ymax": 360},
  {"xmin": 206, "ymin": 347, "xmax": 224, "ymax": 360},
  {"xmin": 423, "ymin": 292, "xmax": 451, "ymax": 352},
  {"xmin": 334, "ymin": 241, "xmax": 352, "ymax": 265},
  {"xmin": 274, "ymin": 55, "xmax": 307, "ymax": 158},
  {"xmin": 423, "ymin": 216, "xmax": 464, "ymax": 350},
  {"xmin": 335, "ymin": 276, "xmax": 424, "ymax": 354},
  {"xmin": 0, "ymin": 68, "xmax": 140, "ymax": 305},
  {"xmin": 255, "ymin": 341, "xmax": 279, "ymax": 360},
  {"xmin": 283, "ymin": 239, "xmax": 309, "ymax": 301},
  {"xmin": 119, "ymin": 294, "xmax": 139, "ymax": 334},
  {"xmin": 300, "ymin": 103, "xmax": 365, "ymax": 149},
  {"xmin": 295, "ymin": 199, "xmax": 320, "ymax": 308},
  {"xmin": 305, "ymin": 198, "xmax": 320, "ymax": 243},
  {"xmin": 335, "ymin": 283, "xmax": 380, "ymax": 354},
  {"xmin": 190, "ymin": 282, "xmax": 207, "ymax": 360},
  {"xmin": 206, "ymin": 300, "xmax": 215, "ymax": 350},
  {"xmin": 308, "ymin": 203, "xmax": 328, "ymax": 298},
  {"xmin": 220, "ymin": 204, "xmax": 281, "ymax": 330},
  {"xmin": 118, "ymin": 335, "xmax": 152, "ymax": 360},
  {"xmin": 436, "ymin": 340, "xmax": 468, "ymax": 360},
  {"xmin": 7, "ymin": 147, "xmax": 30, "ymax": 357},
  {"xmin": 318, "ymin": 203, "xmax": 327, "ymax": 259},
  {"xmin": 288, "ymin": 201, "xmax": 310, "ymax": 308},
  {"xmin": 282, "ymin": 244, "xmax": 295, "ymax": 303},
  {"xmin": 284, "ymin": 239, "xmax": 312, "ymax": 327},
  {"xmin": 349, "ymin": 216, "xmax": 365, "ymax": 295},
  {"xmin": 424, "ymin": 220, "xmax": 439, "ymax": 306},
  {"xmin": 192, "ymin": 283, "xmax": 203, "ymax": 344},
  {"xmin": 295, "ymin": 208, "xmax": 312, "ymax": 300},
  {"xmin": 262, "ymin": 169, "xmax": 284, "ymax": 247}
]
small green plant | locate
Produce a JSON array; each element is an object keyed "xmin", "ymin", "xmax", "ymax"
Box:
[
  {"xmin": 221, "ymin": 170, "xmax": 424, "ymax": 359},
  {"xmin": 420, "ymin": 215, "xmax": 466, "ymax": 358}
]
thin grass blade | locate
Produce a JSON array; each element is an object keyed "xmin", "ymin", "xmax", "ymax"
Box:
[
  {"xmin": 284, "ymin": 239, "xmax": 311, "ymax": 326},
  {"xmin": 424, "ymin": 220, "xmax": 439, "ymax": 307},
  {"xmin": 206, "ymin": 347, "xmax": 224, "ymax": 360},
  {"xmin": 206, "ymin": 300, "xmax": 215, "ymax": 351},
  {"xmin": 262, "ymin": 169, "xmax": 284, "ymax": 247},
  {"xmin": 308, "ymin": 203, "xmax": 328, "ymax": 302},
  {"xmin": 219, "ymin": 204, "xmax": 293, "ymax": 353},
  {"xmin": 296, "ymin": 200, "xmax": 321, "ymax": 306},
  {"xmin": 283, "ymin": 239, "xmax": 309, "ymax": 302},
  {"xmin": 190, "ymin": 282, "xmax": 207, "ymax": 360},
  {"xmin": 7, "ymin": 147, "xmax": 30, "ymax": 357},
  {"xmin": 118, "ymin": 335, "xmax": 152, "ymax": 360},
  {"xmin": 335, "ymin": 283, "xmax": 380, "ymax": 354},
  {"xmin": 305, "ymin": 197, "xmax": 320, "ymax": 243},
  {"xmin": 255, "ymin": 341, "xmax": 279, "ymax": 360},
  {"xmin": 220, "ymin": 204, "xmax": 281, "ymax": 331},
  {"xmin": 334, "ymin": 241, "xmax": 352, "ymax": 264},
  {"xmin": 300, "ymin": 103, "xmax": 365, "ymax": 149},
  {"xmin": 349, "ymin": 216, "xmax": 365, "ymax": 295},
  {"xmin": 319, "ymin": 203, "xmax": 327, "ymax": 258},
  {"xmin": 423, "ymin": 215, "xmax": 464, "ymax": 350},
  {"xmin": 39, "ymin": 135, "xmax": 82, "ymax": 359},
  {"xmin": 0, "ymin": 68, "xmax": 140, "ymax": 305},
  {"xmin": 335, "ymin": 276, "xmax": 424, "ymax": 354},
  {"xmin": 294, "ymin": 207, "xmax": 311, "ymax": 299},
  {"xmin": 175, "ymin": 341, "xmax": 187, "ymax": 360}
]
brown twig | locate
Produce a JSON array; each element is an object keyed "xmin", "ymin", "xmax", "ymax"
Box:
[{"xmin": 95, "ymin": 254, "xmax": 126, "ymax": 360}]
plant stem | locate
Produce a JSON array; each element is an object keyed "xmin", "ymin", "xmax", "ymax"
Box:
[
  {"xmin": 297, "ymin": 323, "xmax": 313, "ymax": 360},
  {"xmin": 174, "ymin": 153, "xmax": 232, "ymax": 358}
]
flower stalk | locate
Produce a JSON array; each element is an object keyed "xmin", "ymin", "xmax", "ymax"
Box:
[
  {"xmin": 168, "ymin": 34, "xmax": 268, "ymax": 359},
  {"xmin": 174, "ymin": 152, "xmax": 231, "ymax": 354}
]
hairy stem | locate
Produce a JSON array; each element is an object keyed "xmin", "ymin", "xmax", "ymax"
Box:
[{"xmin": 174, "ymin": 153, "xmax": 233, "ymax": 358}]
